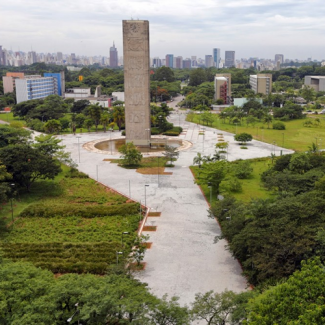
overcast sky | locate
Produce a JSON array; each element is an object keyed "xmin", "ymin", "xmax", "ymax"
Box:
[{"xmin": 1, "ymin": 0, "xmax": 325, "ymax": 60}]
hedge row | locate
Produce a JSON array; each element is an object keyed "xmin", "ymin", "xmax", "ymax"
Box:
[
  {"xmin": 1, "ymin": 242, "xmax": 127, "ymax": 274},
  {"xmin": 20, "ymin": 202, "xmax": 140, "ymax": 218}
]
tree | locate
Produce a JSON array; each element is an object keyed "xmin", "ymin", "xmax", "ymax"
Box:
[
  {"xmin": 84, "ymin": 119, "xmax": 93, "ymax": 132},
  {"xmin": 263, "ymin": 114, "xmax": 273, "ymax": 129},
  {"xmin": 0, "ymin": 126, "xmax": 31, "ymax": 148},
  {"xmin": 87, "ymin": 104, "xmax": 102, "ymax": 131},
  {"xmin": 233, "ymin": 160, "xmax": 253, "ymax": 179},
  {"xmin": 247, "ymin": 258, "xmax": 325, "ymax": 324},
  {"xmin": 191, "ymin": 290, "xmax": 238, "ymax": 325},
  {"xmin": 71, "ymin": 99, "xmax": 90, "ymax": 113},
  {"xmin": 112, "ymin": 105, "xmax": 125, "ymax": 131},
  {"xmin": 300, "ymin": 85, "xmax": 316, "ymax": 103},
  {"xmin": 119, "ymin": 142, "xmax": 143, "ymax": 166},
  {"xmin": 189, "ymin": 68, "xmax": 207, "ymax": 86},
  {"xmin": 163, "ymin": 145, "xmax": 179, "ymax": 166},
  {"xmin": 193, "ymin": 152, "xmax": 204, "ymax": 168},
  {"xmin": 154, "ymin": 66, "xmax": 175, "ymax": 82},
  {"xmin": 234, "ymin": 133, "xmax": 253, "ymax": 145},
  {"xmin": 198, "ymin": 161, "xmax": 228, "ymax": 193},
  {"xmin": 100, "ymin": 113, "xmax": 111, "ymax": 132},
  {"xmin": 0, "ymin": 144, "xmax": 61, "ymax": 191},
  {"xmin": 131, "ymin": 234, "xmax": 150, "ymax": 267},
  {"xmin": 44, "ymin": 119, "xmax": 61, "ymax": 134},
  {"xmin": 33, "ymin": 134, "xmax": 73, "ymax": 166}
]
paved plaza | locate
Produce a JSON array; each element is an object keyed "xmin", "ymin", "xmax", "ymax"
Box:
[{"xmin": 60, "ymin": 111, "xmax": 293, "ymax": 309}]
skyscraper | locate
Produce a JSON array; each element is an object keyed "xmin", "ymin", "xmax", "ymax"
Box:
[
  {"xmin": 205, "ymin": 55, "xmax": 213, "ymax": 68},
  {"xmin": 213, "ymin": 48, "xmax": 221, "ymax": 68},
  {"xmin": 109, "ymin": 42, "xmax": 118, "ymax": 67},
  {"xmin": 275, "ymin": 54, "xmax": 284, "ymax": 64},
  {"xmin": 0, "ymin": 46, "xmax": 4, "ymax": 66},
  {"xmin": 165, "ymin": 54, "xmax": 174, "ymax": 68},
  {"xmin": 225, "ymin": 51, "xmax": 235, "ymax": 68}
]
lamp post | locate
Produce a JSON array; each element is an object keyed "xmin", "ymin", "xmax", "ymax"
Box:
[
  {"xmin": 145, "ymin": 128, "xmax": 150, "ymax": 153},
  {"xmin": 76, "ymin": 136, "xmax": 81, "ymax": 163},
  {"xmin": 144, "ymin": 184, "xmax": 149, "ymax": 207},
  {"xmin": 157, "ymin": 156, "xmax": 160, "ymax": 187},
  {"xmin": 109, "ymin": 128, "xmax": 113, "ymax": 155},
  {"xmin": 282, "ymin": 133, "xmax": 284, "ymax": 147},
  {"xmin": 208, "ymin": 182, "xmax": 212, "ymax": 207},
  {"xmin": 121, "ymin": 231, "xmax": 130, "ymax": 248},
  {"xmin": 10, "ymin": 183, "xmax": 15, "ymax": 223},
  {"xmin": 67, "ymin": 303, "xmax": 80, "ymax": 324},
  {"xmin": 202, "ymin": 128, "xmax": 206, "ymax": 153},
  {"xmin": 116, "ymin": 251, "xmax": 123, "ymax": 265}
]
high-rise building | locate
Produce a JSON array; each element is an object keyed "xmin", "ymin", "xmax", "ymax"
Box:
[
  {"xmin": 0, "ymin": 46, "xmax": 3, "ymax": 66},
  {"xmin": 183, "ymin": 59, "xmax": 191, "ymax": 69},
  {"xmin": 249, "ymin": 74, "xmax": 273, "ymax": 95},
  {"xmin": 28, "ymin": 51, "xmax": 37, "ymax": 64},
  {"xmin": 152, "ymin": 57, "xmax": 161, "ymax": 68},
  {"xmin": 175, "ymin": 56, "xmax": 183, "ymax": 69},
  {"xmin": 304, "ymin": 76, "xmax": 325, "ymax": 92},
  {"xmin": 213, "ymin": 48, "xmax": 221, "ymax": 68},
  {"xmin": 214, "ymin": 73, "xmax": 232, "ymax": 104},
  {"xmin": 57, "ymin": 52, "xmax": 63, "ymax": 62},
  {"xmin": 2, "ymin": 72, "xmax": 25, "ymax": 94},
  {"xmin": 109, "ymin": 42, "xmax": 118, "ymax": 67},
  {"xmin": 165, "ymin": 54, "xmax": 174, "ymax": 68},
  {"xmin": 225, "ymin": 51, "xmax": 235, "ymax": 68},
  {"xmin": 205, "ymin": 55, "xmax": 213, "ymax": 68},
  {"xmin": 44, "ymin": 71, "xmax": 65, "ymax": 96},
  {"xmin": 15, "ymin": 75, "xmax": 59, "ymax": 103},
  {"xmin": 275, "ymin": 54, "xmax": 284, "ymax": 64}
]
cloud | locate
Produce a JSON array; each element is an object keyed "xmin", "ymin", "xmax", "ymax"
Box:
[{"xmin": 1, "ymin": 0, "xmax": 325, "ymax": 59}]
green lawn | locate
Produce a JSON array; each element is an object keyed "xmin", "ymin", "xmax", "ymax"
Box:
[
  {"xmin": 0, "ymin": 112, "xmax": 26, "ymax": 126},
  {"xmin": 0, "ymin": 167, "xmax": 141, "ymax": 274},
  {"xmin": 190, "ymin": 114, "xmax": 325, "ymax": 152},
  {"xmin": 191, "ymin": 158, "xmax": 272, "ymax": 204}
]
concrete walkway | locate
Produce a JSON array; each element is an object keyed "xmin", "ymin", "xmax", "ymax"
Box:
[{"xmin": 59, "ymin": 114, "xmax": 293, "ymax": 309}]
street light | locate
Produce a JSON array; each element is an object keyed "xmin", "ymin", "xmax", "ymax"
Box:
[
  {"xmin": 144, "ymin": 184, "xmax": 149, "ymax": 207},
  {"xmin": 109, "ymin": 128, "xmax": 113, "ymax": 155},
  {"xmin": 121, "ymin": 231, "xmax": 130, "ymax": 247},
  {"xmin": 145, "ymin": 128, "xmax": 150, "ymax": 153},
  {"xmin": 157, "ymin": 156, "xmax": 160, "ymax": 187},
  {"xmin": 76, "ymin": 136, "xmax": 81, "ymax": 163},
  {"xmin": 116, "ymin": 251, "xmax": 123, "ymax": 265},
  {"xmin": 67, "ymin": 303, "xmax": 80, "ymax": 324},
  {"xmin": 10, "ymin": 183, "xmax": 15, "ymax": 223},
  {"xmin": 208, "ymin": 182, "xmax": 212, "ymax": 207}
]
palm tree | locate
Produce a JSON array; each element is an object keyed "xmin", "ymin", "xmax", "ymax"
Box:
[
  {"xmin": 264, "ymin": 115, "xmax": 273, "ymax": 129},
  {"xmin": 193, "ymin": 152, "xmax": 203, "ymax": 168},
  {"xmin": 100, "ymin": 114, "xmax": 110, "ymax": 132},
  {"xmin": 112, "ymin": 106, "xmax": 125, "ymax": 131}
]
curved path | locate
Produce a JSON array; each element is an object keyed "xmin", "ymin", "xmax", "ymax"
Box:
[{"xmin": 59, "ymin": 113, "xmax": 293, "ymax": 309}]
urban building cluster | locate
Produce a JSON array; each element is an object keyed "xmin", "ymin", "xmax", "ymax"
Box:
[{"xmin": 1, "ymin": 44, "xmax": 323, "ymax": 70}]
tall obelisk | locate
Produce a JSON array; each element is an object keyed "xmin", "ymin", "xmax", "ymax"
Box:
[{"xmin": 123, "ymin": 20, "xmax": 151, "ymax": 146}]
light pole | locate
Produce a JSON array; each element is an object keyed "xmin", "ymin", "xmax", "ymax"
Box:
[
  {"xmin": 208, "ymin": 182, "xmax": 212, "ymax": 207},
  {"xmin": 76, "ymin": 136, "xmax": 81, "ymax": 163},
  {"xmin": 202, "ymin": 128, "xmax": 206, "ymax": 153},
  {"xmin": 145, "ymin": 128, "xmax": 150, "ymax": 153},
  {"xmin": 67, "ymin": 303, "xmax": 80, "ymax": 324},
  {"xmin": 109, "ymin": 128, "xmax": 113, "ymax": 155},
  {"xmin": 121, "ymin": 231, "xmax": 130, "ymax": 248},
  {"xmin": 116, "ymin": 251, "xmax": 123, "ymax": 265},
  {"xmin": 10, "ymin": 183, "xmax": 15, "ymax": 223},
  {"xmin": 157, "ymin": 156, "xmax": 160, "ymax": 187},
  {"xmin": 144, "ymin": 184, "xmax": 149, "ymax": 207},
  {"xmin": 282, "ymin": 133, "xmax": 284, "ymax": 147}
]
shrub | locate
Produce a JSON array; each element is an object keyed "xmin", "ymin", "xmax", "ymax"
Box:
[
  {"xmin": 273, "ymin": 121, "xmax": 286, "ymax": 130},
  {"xmin": 162, "ymin": 126, "xmax": 182, "ymax": 136},
  {"xmin": 20, "ymin": 202, "xmax": 140, "ymax": 218}
]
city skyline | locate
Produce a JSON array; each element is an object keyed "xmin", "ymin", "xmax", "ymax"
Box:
[{"xmin": 1, "ymin": 0, "xmax": 325, "ymax": 60}]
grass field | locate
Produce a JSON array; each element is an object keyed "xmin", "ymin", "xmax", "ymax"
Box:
[
  {"xmin": 0, "ymin": 167, "xmax": 141, "ymax": 274},
  {"xmin": 0, "ymin": 112, "xmax": 26, "ymax": 126},
  {"xmin": 190, "ymin": 114, "xmax": 325, "ymax": 152},
  {"xmin": 191, "ymin": 158, "xmax": 272, "ymax": 204}
]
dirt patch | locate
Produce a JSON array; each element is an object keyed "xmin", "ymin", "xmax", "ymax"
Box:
[
  {"xmin": 136, "ymin": 167, "xmax": 165, "ymax": 175},
  {"xmin": 148, "ymin": 212, "xmax": 161, "ymax": 217},
  {"xmin": 128, "ymin": 262, "xmax": 146, "ymax": 271},
  {"xmin": 143, "ymin": 226, "xmax": 157, "ymax": 231},
  {"xmin": 143, "ymin": 242, "xmax": 152, "ymax": 249}
]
